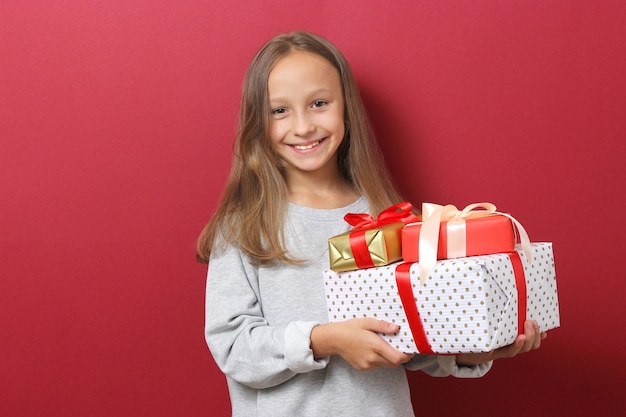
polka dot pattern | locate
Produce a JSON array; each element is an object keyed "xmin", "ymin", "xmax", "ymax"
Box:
[{"xmin": 324, "ymin": 242, "xmax": 560, "ymax": 354}]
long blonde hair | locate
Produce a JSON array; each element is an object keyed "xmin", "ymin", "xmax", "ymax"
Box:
[{"xmin": 196, "ymin": 31, "xmax": 404, "ymax": 264}]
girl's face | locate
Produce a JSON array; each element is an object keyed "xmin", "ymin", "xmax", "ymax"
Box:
[{"xmin": 267, "ymin": 51, "xmax": 345, "ymax": 183}]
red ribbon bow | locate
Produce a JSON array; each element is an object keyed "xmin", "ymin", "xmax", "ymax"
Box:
[{"xmin": 344, "ymin": 202, "xmax": 420, "ymax": 229}]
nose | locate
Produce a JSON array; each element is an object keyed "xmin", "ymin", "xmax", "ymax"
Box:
[{"xmin": 292, "ymin": 111, "xmax": 315, "ymax": 136}]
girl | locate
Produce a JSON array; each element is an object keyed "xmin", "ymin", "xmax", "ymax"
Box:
[{"xmin": 197, "ymin": 31, "xmax": 545, "ymax": 417}]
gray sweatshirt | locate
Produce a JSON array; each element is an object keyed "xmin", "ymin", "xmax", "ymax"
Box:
[{"xmin": 205, "ymin": 197, "xmax": 491, "ymax": 417}]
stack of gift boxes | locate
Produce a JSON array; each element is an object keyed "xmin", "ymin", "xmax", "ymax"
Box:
[{"xmin": 324, "ymin": 202, "xmax": 560, "ymax": 354}]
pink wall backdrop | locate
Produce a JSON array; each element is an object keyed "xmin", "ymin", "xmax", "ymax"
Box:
[{"xmin": 2, "ymin": 1, "xmax": 625, "ymax": 416}]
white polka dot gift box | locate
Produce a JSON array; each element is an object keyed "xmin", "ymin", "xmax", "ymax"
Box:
[{"xmin": 324, "ymin": 242, "xmax": 560, "ymax": 354}]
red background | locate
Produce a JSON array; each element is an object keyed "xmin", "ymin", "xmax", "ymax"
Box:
[{"xmin": 2, "ymin": 1, "xmax": 625, "ymax": 416}]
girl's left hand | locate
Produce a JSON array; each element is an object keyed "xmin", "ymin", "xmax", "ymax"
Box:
[{"xmin": 454, "ymin": 320, "xmax": 547, "ymax": 366}]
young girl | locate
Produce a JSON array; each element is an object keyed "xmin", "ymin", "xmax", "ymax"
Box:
[{"xmin": 197, "ymin": 31, "xmax": 545, "ymax": 417}]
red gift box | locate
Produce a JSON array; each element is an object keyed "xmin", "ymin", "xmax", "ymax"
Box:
[
  {"xmin": 402, "ymin": 213, "xmax": 515, "ymax": 262},
  {"xmin": 402, "ymin": 202, "xmax": 532, "ymax": 284}
]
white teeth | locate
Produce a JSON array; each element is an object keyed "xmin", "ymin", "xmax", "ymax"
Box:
[{"xmin": 293, "ymin": 140, "xmax": 320, "ymax": 150}]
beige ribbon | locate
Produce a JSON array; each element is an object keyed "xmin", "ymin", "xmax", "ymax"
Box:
[{"xmin": 418, "ymin": 202, "xmax": 532, "ymax": 284}]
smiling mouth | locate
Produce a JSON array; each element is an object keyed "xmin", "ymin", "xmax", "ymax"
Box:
[{"xmin": 291, "ymin": 139, "xmax": 324, "ymax": 151}]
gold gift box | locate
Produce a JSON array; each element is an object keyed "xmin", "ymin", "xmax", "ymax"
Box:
[{"xmin": 328, "ymin": 222, "xmax": 404, "ymax": 272}]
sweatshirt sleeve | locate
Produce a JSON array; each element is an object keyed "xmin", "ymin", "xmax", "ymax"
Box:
[
  {"xmin": 405, "ymin": 354, "xmax": 492, "ymax": 378},
  {"xmin": 204, "ymin": 244, "xmax": 328, "ymax": 390}
]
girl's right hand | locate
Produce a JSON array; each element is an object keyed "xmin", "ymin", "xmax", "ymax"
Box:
[{"xmin": 310, "ymin": 318, "xmax": 414, "ymax": 370}]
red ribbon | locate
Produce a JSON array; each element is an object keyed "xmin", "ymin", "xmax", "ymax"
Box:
[
  {"xmin": 344, "ymin": 202, "xmax": 420, "ymax": 229},
  {"xmin": 508, "ymin": 252, "xmax": 527, "ymax": 336},
  {"xmin": 396, "ymin": 253, "xmax": 528, "ymax": 354},
  {"xmin": 345, "ymin": 202, "xmax": 420, "ymax": 268},
  {"xmin": 395, "ymin": 263, "xmax": 434, "ymax": 354},
  {"xmin": 349, "ymin": 230, "xmax": 376, "ymax": 269}
]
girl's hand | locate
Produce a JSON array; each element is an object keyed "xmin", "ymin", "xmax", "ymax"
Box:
[
  {"xmin": 455, "ymin": 320, "xmax": 547, "ymax": 366},
  {"xmin": 311, "ymin": 319, "xmax": 414, "ymax": 370}
]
